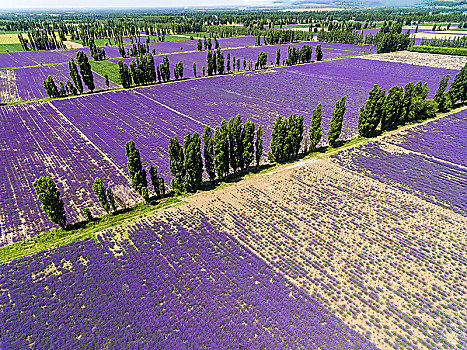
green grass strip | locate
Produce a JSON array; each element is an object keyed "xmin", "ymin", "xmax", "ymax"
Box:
[
  {"xmin": 89, "ymin": 60, "xmax": 122, "ymax": 85},
  {"xmin": 0, "ymin": 43, "xmax": 24, "ymax": 53},
  {"xmin": 0, "ymin": 197, "xmax": 184, "ymax": 264},
  {"xmin": 408, "ymin": 45, "xmax": 467, "ymax": 56}
]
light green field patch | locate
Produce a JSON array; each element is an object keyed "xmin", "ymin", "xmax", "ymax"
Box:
[
  {"xmin": 89, "ymin": 60, "xmax": 121, "ymax": 85},
  {"xmin": 0, "ymin": 33, "xmax": 20, "ymax": 44}
]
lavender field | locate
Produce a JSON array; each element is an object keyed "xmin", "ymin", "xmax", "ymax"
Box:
[
  {"xmin": 0, "ymin": 56, "xmax": 458, "ymax": 242},
  {"xmin": 0, "ymin": 102, "xmax": 140, "ymax": 245},
  {"xmin": 12, "ymin": 64, "xmax": 119, "ymax": 101},
  {"xmin": 0, "ymin": 209, "xmax": 378, "ymax": 349}
]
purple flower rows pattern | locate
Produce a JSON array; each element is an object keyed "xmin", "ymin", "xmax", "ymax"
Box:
[
  {"xmin": 0, "ymin": 209, "xmax": 378, "ymax": 350},
  {"xmin": 12, "ymin": 64, "xmax": 119, "ymax": 101},
  {"xmin": 330, "ymin": 139, "xmax": 467, "ymax": 215},
  {"xmin": 0, "ymin": 102, "xmax": 140, "ymax": 246},
  {"xmin": 384, "ymin": 109, "xmax": 467, "ymax": 167}
]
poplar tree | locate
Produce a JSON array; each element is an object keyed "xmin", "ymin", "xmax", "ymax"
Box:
[
  {"xmin": 381, "ymin": 86, "xmax": 404, "ymax": 131},
  {"xmin": 68, "ymin": 58, "xmax": 83, "ymax": 94},
  {"xmin": 214, "ymin": 121, "xmax": 229, "ymax": 179},
  {"xmin": 227, "ymin": 52, "xmax": 231, "ymax": 72},
  {"xmin": 448, "ymin": 64, "xmax": 467, "ymax": 104},
  {"xmin": 228, "ymin": 115, "xmax": 243, "ymax": 173},
  {"xmin": 255, "ymin": 125, "xmax": 263, "ymax": 168},
  {"xmin": 316, "ymin": 44, "xmax": 323, "ymax": 61},
  {"xmin": 242, "ymin": 120, "xmax": 255, "ymax": 170},
  {"xmin": 269, "ymin": 116, "xmax": 287, "ymax": 162},
  {"xmin": 217, "ymin": 48, "xmax": 224, "ymax": 74},
  {"xmin": 125, "ymin": 140, "xmax": 148, "ymax": 195},
  {"xmin": 328, "ymin": 96, "xmax": 347, "ymax": 147},
  {"xmin": 149, "ymin": 165, "xmax": 162, "ymax": 199},
  {"xmin": 202, "ymin": 125, "xmax": 216, "ymax": 181},
  {"xmin": 168, "ymin": 137, "xmax": 185, "ymax": 192},
  {"xmin": 434, "ymin": 75, "xmax": 452, "ymax": 113},
  {"xmin": 358, "ymin": 85, "xmax": 386, "ymax": 137},
  {"xmin": 309, "ymin": 103, "xmax": 323, "ymax": 152},
  {"xmin": 193, "ymin": 62, "xmax": 197, "ymax": 77},
  {"xmin": 107, "ymin": 187, "xmax": 116, "ymax": 212},
  {"xmin": 275, "ymin": 48, "xmax": 281, "ymax": 66},
  {"xmin": 287, "ymin": 114, "xmax": 304, "ymax": 157},
  {"xmin": 33, "ymin": 176, "xmax": 67, "ymax": 229},
  {"xmin": 76, "ymin": 51, "xmax": 94, "ymax": 92},
  {"xmin": 207, "ymin": 50, "xmax": 213, "ymax": 76},
  {"xmin": 92, "ymin": 177, "xmax": 110, "ymax": 213},
  {"xmin": 184, "ymin": 131, "xmax": 203, "ymax": 192}
]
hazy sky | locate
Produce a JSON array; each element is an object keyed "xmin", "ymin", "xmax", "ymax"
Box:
[{"xmin": 0, "ymin": 0, "xmax": 421, "ymax": 9}]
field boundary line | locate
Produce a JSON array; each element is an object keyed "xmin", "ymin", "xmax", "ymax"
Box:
[
  {"xmin": 47, "ymin": 101, "xmax": 130, "ymax": 180},
  {"xmin": 133, "ymin": 90, "xmax": 207, "ymax": 127},
  {"xmin": 381, "ymin": 141, "xmax": 467, "ymax": 170}
]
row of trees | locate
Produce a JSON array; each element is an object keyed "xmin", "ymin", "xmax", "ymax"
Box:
[
  {"xmin": 43, "ymin": 52, "xmax": 97, "ymax": 98},
  {"xmin": 33, "ymin": 67, "xmax": 463, "ymax": 229},
  {"xmin": 358, "ymin": 68, "xmax": 463, "ymax": 137},
  {"xmin": 18, "ymin": 31, "xmax": 63, "ymax": 51},
  {"xmin": 168, "ymin": 116, "xmax": 263, "ymax": 193}
]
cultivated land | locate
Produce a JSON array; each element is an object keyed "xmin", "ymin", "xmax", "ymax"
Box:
[
  {"xmin": 1, "ymin": 110, "xmax": 465, "ymax": 349},
  {"xmin": 0, "ymin": 12, "xmax": 466, "ymax": 349},
  {"xmin": 359, "ymin": 50, "xmax": 467, "ymax": 69},
  {"xmin": 0, "ymin": 55, "xmax": 456, "ymax": 242}
]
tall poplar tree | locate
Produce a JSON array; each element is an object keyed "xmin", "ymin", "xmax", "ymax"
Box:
[
  {"xmin": 92, "ymin": 177, "xmax": 110, "ymax": 213},
  {"xmin": 242, "ymin": 120, "xmax": 255, "ymax": 170},
  {"xmin": 168, "ymin": 137, "xmax": 185, "ymax": 192},
  {"xmin": 214, "ymin": 121, "xmax": 229, "ymax": 179},
  {"xmin": 202, "ymin": 125, "xmax": 216, "ymax": 181},
  {"xmin": 309, "ymin": 103, "xmax": 323, "ymax": 152},
  {"xmin": 76, "ymin": 51, "xmax": 95, "ymax": 92},
  {"xmin": 328, "ymin": 96, "xmax": 347, "ymax": 147},
  {"xmin": 125, "ymin": 140, "xmax": 148, "ymax": 195},
  {"xmin": 255, "ymin": 125, "xmax": 263, "ymax": 168},
  {"xmin": 33, "ymin": 176, "xmax": 67, "ymax": 229},
  {"xmin": 184, "ymin": 132, "xmax": 203, "ymax": 192},
  {"xmin": 68, "ymin": 58, "xmax": 83, "ymax": 94}
]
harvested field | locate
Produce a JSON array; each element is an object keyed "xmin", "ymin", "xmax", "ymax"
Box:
[
  {"xmin": 62, "ymin": 40, "xmax": 83, "ymax": 49},
  {"xmin": 359, "ymin": 50, "xmax": 467, "ymax": 70},
  {"xmin": 0, "ymin": 70, "xmax": 20, "ymax": 103},
  {"xmin": 188, "ymin": 157, "xmax": 466, "ymax": 350}
]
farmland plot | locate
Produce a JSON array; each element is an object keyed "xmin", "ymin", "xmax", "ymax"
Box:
[
  {"xmin": 12, "ymin": 64, "xmax": 120, "ymax": 101},
  {"xmin": 140, "ymin": 57, "xmax": 455, "ymax": 143},
  {"xmin": 331, "ymin": 140, "xmax": 467, "ymax": 215},
  {"xmin": 384, "ymin": 109, "xmax": 467, "ymax": 167},
  {"xmin": 0, "ymin": 70, "xmax": 20, "ymax": 104},
  {"xmin": 0, "ymin": 49, "xmax": 91, "ymax": 69},
  {"xmin": 0, "ymin": 102, "xmax": 140, "ymax": 245},
  {"xmin": 191, "ymin": 158, "xmax": 467, "ymax": 350},
  {"xmin": 0, "ymin": 209, "xmax": 377, "ymax": 350}
]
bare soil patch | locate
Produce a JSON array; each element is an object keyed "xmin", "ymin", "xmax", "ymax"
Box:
[{"xmin": 360, "ymin": 50, "xmax": 467, "ymax": 70}]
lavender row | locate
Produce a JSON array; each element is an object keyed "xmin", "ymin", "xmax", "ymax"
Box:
[
  {"xmin": 385, "ymin": 109, "xmax": 467, "ymax": 167},
  {"xmin": 51, "ymin": 90, "xmax": 208, "ymax": 181},
  {"xmin": 330, "ymin": 142, "xmax": 467, "ymax": 216},
  {"xmin": 0, "ymin": 209, "xmax": 377, "ymax": 349},
  {"xmin": 0, "ymin": 102, "xmax": 140, "ymax": 245}
]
